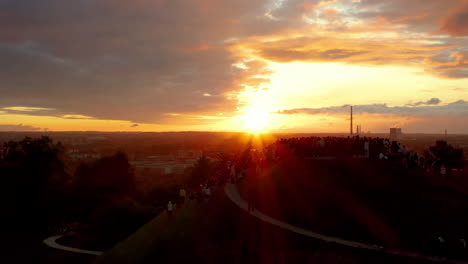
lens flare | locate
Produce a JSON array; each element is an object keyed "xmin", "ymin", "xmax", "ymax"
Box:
[{"xmin": 242, "ymin": 107, "xmax": 270, "ymax": 132}]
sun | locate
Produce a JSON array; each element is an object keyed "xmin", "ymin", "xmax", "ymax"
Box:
[
  {"xmin": 238, "ymin": 85, "xmax": 275, "ymax": 133},
  {"xmin": 242, "ymin": 108, "xmax": 270, "ymax": 132}
]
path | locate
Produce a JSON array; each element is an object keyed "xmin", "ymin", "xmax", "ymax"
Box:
[
  {"xmin": 43, "ymin": 234, "xmax": 103, "ymax": 256},
  {"xmin": 224, "ymin": 183, "xmax": 468, "ymax": 264}
]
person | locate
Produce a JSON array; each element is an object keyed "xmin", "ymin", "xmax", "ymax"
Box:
[
  {"xmin": 436, "ymin": 236, "xmax": 447, "ymax": 257},
  {"xmin": 379, "ymin": 152, "xmax": 385, "ymax": 160},
  {"xmin": 229, "ymin": 164, "xmax": 236, "ymax": 183},
  {"xmin": 460, "ymin": 238, "xmax": 466, "ymax": 249},
  {"xmin": 196, "ymin": 184, "xmax": 203, "ymax": 203},
  {"xmin": 203, "ymin": 186, "xmax": 211, "ymax": 202},
  {"xmin": 440, "ymin": 165, "xmax": 447, "ymax": 177},
  {"xmin": 205, "ymin": 186, "xmax": 211, "ymax": 196},
  {"xmin": 247, "ymin": 184, "xmax": 256, "ymax": 212},
  {"xmin": 167, "ymin": 201, "xmax": 173, "ymax": 219},
  {"xmin": 179, "ymin": 188, "xmax": 186, "ymax": 206}
]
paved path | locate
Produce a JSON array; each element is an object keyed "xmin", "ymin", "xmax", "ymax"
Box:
[
  {"xmin": 225, "ymin": 183, "xmax": 468, "ymax": 264},
  {"xmin": 43, "ymin": 234, "xmax": 103, "ymax": 256}
]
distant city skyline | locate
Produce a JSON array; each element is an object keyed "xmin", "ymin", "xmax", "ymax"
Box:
[{"xmin": 1, "ymin": 0, "xmax": 468, "ymax": 133}]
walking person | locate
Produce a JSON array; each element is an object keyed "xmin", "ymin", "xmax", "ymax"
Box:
[
  {"xmin": 247, "ymin": 184, "xmax": 256, "ymax": 212},
  {"xmin": 204, "ymin": 186, "xmax": 211, "ymax": 202},
  {"xmin": 246, "ymin": 158, "xmax": 257, "ymax": 213},
  {"xmin": 167, "ymin": 201, "xmax": 173, "ymax": 219},
  {"xmin": 179, "ymin": 188, "xmax": 186, "ymax": 206}
]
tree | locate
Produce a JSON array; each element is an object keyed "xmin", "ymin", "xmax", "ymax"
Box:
[
  {"xmin": 0, "ymin": 136, "xmax": 68, "ymax": 236},
  {"xmin": 188, "ymin": 155, "xmax": 213, "ymax": 187},
  {"xmin": 74, "ymin": 152, "xmax": 135, "ymax": 202},
  {"xmin": 424, "ymin": 140, "xmax": 464, "ymax": 172},
  {"xmin": 213, "ymin": 152, "xmax": 233, "ymax": 184}
]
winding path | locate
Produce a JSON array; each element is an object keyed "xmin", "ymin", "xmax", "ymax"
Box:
[
  {"xmin": 43, "ymin": 234, "xmax": 103, "ymax": 256},
  {"xmin": 224, "ymin": 183, "xmax": 467, "ymax": 264}
]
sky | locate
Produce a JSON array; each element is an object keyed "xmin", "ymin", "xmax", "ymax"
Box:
[{"xmin": 1, "ymin": 0, "xmax": 468, "ymax": 133}]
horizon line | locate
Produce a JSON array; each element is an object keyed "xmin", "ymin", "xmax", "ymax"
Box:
[{"xmin": 0, "ymin": 130, "xmax": 467, "ymax": 136}]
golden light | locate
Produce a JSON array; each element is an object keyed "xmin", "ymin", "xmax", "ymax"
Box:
[
  {"xmin": 237, "ymin": 86, "xmax": 275, "ymax": 132},
  {"xmin": 242, "ymin": 107, "xmax": 270, "ymax": 132}
]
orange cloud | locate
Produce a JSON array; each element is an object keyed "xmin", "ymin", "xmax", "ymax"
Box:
[
  {"xmin": 440, "ymin": 0, "xmax": 468, "ymax": 36},
  {"xmin": 239, "ymin": 36, "xmax": 453, "ymax": 72},
  {"xmin": 425, "ymin": 52, "xmax": 468, "ymax": 78}
]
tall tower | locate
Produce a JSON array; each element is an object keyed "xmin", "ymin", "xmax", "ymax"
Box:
[{"xmin": 350, "ymin": 105, "xmax": 353, "ymax": 135}]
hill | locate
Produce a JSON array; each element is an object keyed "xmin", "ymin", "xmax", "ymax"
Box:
[
  {"xmin": 238, "ymin": 157, "xmax": 468, "ymax": 259},
  {"xmin": 95, "ymin": 185, "xmax": 437, "ymax": 264}
]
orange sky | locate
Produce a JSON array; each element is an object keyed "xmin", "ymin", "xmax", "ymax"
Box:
[{"xmin": 1, "ymin": 0, "xmax": 468, "ymax": 133}]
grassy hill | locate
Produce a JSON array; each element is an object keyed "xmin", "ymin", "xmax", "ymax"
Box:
[
  {"xmin": 95, "ymin": 185, "xmax": 437, "ymax": 264},
  {"xmin": 239, "ymin": 157, "xmax": 468, "ymax": 258}
]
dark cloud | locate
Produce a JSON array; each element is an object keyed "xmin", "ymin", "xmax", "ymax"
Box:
[
  {"xmin": 406, "ymin": 98, "xmax": 441, "ymax": 106},
  {"xmin": 0, "ymin": 0, "xmax": 280, "ymax": 123},
  {"xmin": 353, "ymin": 0, "xmax": 459, "ymax": 32},
  {"xmin": 130, "ymin": 124, "xmax": 139, "ymax": 128},
  {"xmin": 277, "ymin": 100, "xmax": 468, "ymax": 118}
]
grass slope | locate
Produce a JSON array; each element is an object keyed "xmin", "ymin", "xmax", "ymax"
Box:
[
  {"xmin": 241, "ymin": 157, "xmax": 468, "ymax": 256},
  {"xmin": 95, "ymin": 185, "xmax": 437, "ymax": 264}
]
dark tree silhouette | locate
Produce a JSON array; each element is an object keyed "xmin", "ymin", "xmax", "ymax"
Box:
[
  {"xmin": 424, "ymin": 140, "xmax": 464, "ymax": 172},
  {"xmin": 74, "ymin": 152, "xmax": 135, "ymax": 201},
  {"xmin": 213, "ymin": 152, "xmax": 232, "ymax": 184},
  {"xmin": 0, "ymin": 136, "xmax": 67, "ymax": 236},
  {"xmin": 189, "ymin": 155, "xmax": 213, "ymax": 187}
]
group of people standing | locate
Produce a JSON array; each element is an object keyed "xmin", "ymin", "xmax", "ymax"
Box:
[
  {"xmin": 166, "ymin": 184, "xmax": 215, "ymax": 218},
  {"xmin": 166, "ymin": 187, "xmax": 187, "ymax": 219}
]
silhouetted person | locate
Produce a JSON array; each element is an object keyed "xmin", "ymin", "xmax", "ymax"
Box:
[
  {"xmin": 167, "ymin": 201, "xmax": 173, "ymax": 219},
  {"xmin": 179, "ymin": 188, "xmax": 186, "ymax": 206},
  {"xmin": 247, "ymin": 184, "xmax": 256, "ymax": 212}
]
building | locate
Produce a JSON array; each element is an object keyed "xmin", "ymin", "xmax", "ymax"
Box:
[
  {"xmin": 67, "ymin": 149, "xmax": 101, "ymax": 160},
  {"xmin": 130, "ymin": 154, "xmax": 197, "ymax": 175},
  {"xmin": 389, "ymin": 128, "xmax": 403, "ymax": 141}
]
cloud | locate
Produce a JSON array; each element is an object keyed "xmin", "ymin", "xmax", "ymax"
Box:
[
  {"xmin": 0, "ymin": 0, "xmax": 467, "ymax": 129},
  {"xmin": 277, "ymin": 100, "xmax": 468, "ymax": 118},
  {"xmin": 406, "ymin": 98, "xmax": 441, "ymax": 106},
  {"xmin": 0, "ymin": 0, "xmax": 280, "ymax": 123},
  {"xmin": 440, "ymin": 0, "xmax": 468, "ymax": 36},
  {"xmin": 259, "ymin": 47, "xmax": 369, "ymax": 62},
  {"xmin": 60, "ymin": 114, "xmax": 94, "ymax": 119},
  {"xmin": 235, "ymin": 0, "xmax": 468, "ymax": 79},
  {"xmin": 1, "ymin": 105, "xmax": 96, "ymax": 119},
  {"xmin": 242, "ymin": 36, "xmax": 466, "ymax": 78},
  {"xmin": 1, "ymin": 105, "xmax": 59, "ymax": 116},
  {"xmin": 425, "ymin": 52, "xmax": 468, "ymax": 78},
  {"xmin": 130, "ymin": 124, "xmax": 139, "ymax": 128},
  {"xmin": 2, "ymin": 106, "xmax": 55, "ymax": 112},
  {"xmin": 0, "ymin": 124, "xmax": 42, "ymax": 131},
  {"xmin": 352, "ymin": 0, "xmax": 459, "ymax": 32}
]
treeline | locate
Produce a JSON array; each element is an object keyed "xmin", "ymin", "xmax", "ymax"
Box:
[
  {"xmin": 1, "ymin": 136, "xmax": 68, "ymax": 237},
  {"xmin": 0, "ymin": 136, "xmax": 194, "ymax": 248}
]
